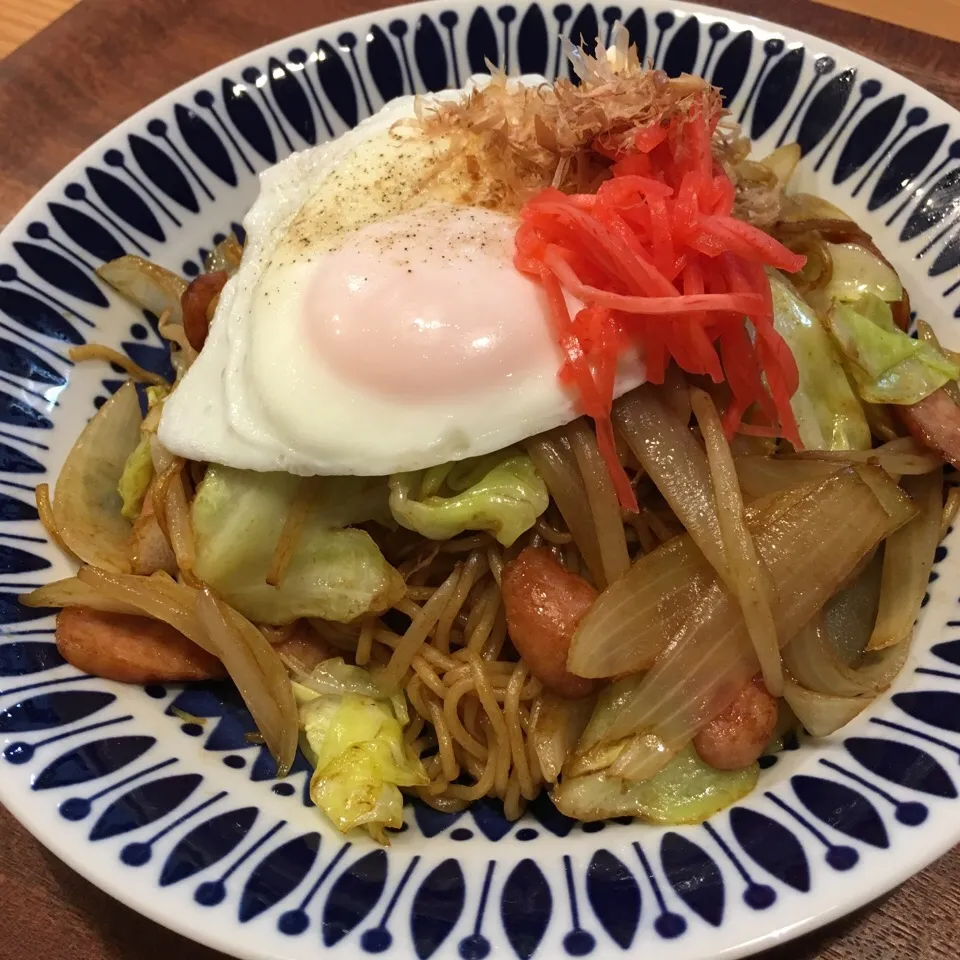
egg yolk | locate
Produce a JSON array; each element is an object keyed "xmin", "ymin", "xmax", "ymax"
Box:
[{"xmin": 302, "ymin": 204, "xmax": 564, "ymax": 402}]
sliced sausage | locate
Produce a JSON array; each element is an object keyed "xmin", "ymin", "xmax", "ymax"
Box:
[
  {"xmin": 57, "ymin": 606, "xmax": 224, "ymax": 684},
  {"xmin": 693, "ymin": 676, "xmax": 779, "ymax": 770},
  {"xmin": 899, "ymin": 386, "xmax": 960, "ymax": 469},
  {"xmin": 501, "ymin": 547, "xmax": 599, "ymax": 699},
  {"xmin": 181, "ymin": 271, "xmax": 228, "ymax": 351}
]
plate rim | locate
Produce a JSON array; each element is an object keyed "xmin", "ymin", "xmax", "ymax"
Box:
[{"xmin": 0, "ymin": 2, "xmax": 958, "ymax": 959}]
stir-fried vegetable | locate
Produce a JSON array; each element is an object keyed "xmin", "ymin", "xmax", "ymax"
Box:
[
  {"xmin": 192, "ymin": 466, "xmax": 402, "ymax": 624},
  {"xmin": 692, "ymin": 388, "xmax": 782, "ymax": 695},
  {"xmin": 768, "ymin": 270, "xmax": 870, "ymax": 451},
  {"xmin": 552, "ymin": 744, "xmax": 758, "ymax": 823},
  {"xmin": 826, "ymin": 296, "xmax": 959, "ymax": 405},
  {"xmin": 52, "ymin": 382, "xmax": 143, "ymax": 573},
  {"xmin": 806, "ymin": 242, "xmax": 903, "ymax": 310},
  {"xmin": 296, "ymin": 661, "xmax": 427, "ymax": 842},
  {"xmin": 531, "ymin": 691, "xmax": 596, "ymax": 783},
  {"xmin": 117, "ymin": 434, "xmax": 154, "ymax": 522},
  {"xmin": 97, "ymin": 255, "xmax": 187, "ymax": 323},
  {"xmin": 869, "ymin": 469, "xmax": 943, "ymax": 651},
  {"xmin": 575, "ymin": 467, "xmax": 914, "ymax": 779},
  {"xmin": 389, "ymin": 453, "xmax": 548, "ymax": 547},
  {"xmin": 197, "ymin": 588, "xmax": 299, "ymax": 776}
]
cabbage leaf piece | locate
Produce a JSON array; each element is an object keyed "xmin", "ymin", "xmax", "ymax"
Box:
[
  {"xmin": 826, "ymin": 295, "xmax": 960, "ymax": 405},
  {"xmin": 117, "ymin": 385, "xmax": 169, "ymax": 521},
  {"xmin": 770, "ymin": 270, "xmax": 870, "ymax": 451},
  {"xmin": 192, "ymin": 465, "xmax": 402, "ymax": 624},
  {"xmin": 389, "ymin": 452, "xmax": 548, "ymax": 547},
  {"xmin": 118, "ymin": 434, "xmax": 154, "ymax": 521},
  {"xmin": 295, "ymin": 668, "xmax": 427, "ymax": 842},
  {"xmin": 551, "ymin": 744, "xmax": 758, "ymax": 824}
]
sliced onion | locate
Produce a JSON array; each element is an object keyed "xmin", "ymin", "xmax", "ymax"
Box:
[
  {"xmin": 204, "ymin": 235, "xmax": 243, "ymax": 275},
  {"xmin": 782, "ymin": 437, "xmax": 941, "ymax": 476},
  {"xmin": 691, "ymin": 389, "xmax": 782, "ymax": 695},
  {"xmin": 531, "ymin": 691, "xmax": 596, "ymax": 783},
  {"xmin": 53, "ymin": 381, "xmax": 141, "ymax": 573},
  {"xmin": 527, "ymin": 431, "xmax": 605, "ymax": 586},
  {"xmin": 565, "ymin": 420, "xmax": 630, "ymax": 585},
  {"xmin": 735, "ymin": 456, "xmax": 841, "ymax": 499},
  {"xmin": 759, "ymin": 143, "xmax": 801, "ymax": 187},
  {"xmin": 75, "ymin": 566, "xmax": 214, "ymax": 654},
  {"xmin": 20, "ymin": 576, "xmax": 142, "ymax": 615},
  {"xmin": 614, "ymin": 385, "xmax": 726, "ymax": 578},
  {"xmin": 784, "ymin": 555, "xmax": 908, "ymax": 697},
  {"xmin": 578, "ymin": 468, "xmax": 897, "ymax": 779},
  {"xmin": 97, "ymin": 256, "xmax": 187, "ymax": 324},
  {"xmin": 783, "ymin": 680, "xmax": 872, "ymax": 737},
  {"xmin": 869, "ymin": 468, "xmax": 943, "ymax": 651},
  {"xmin": 568, "ymin": 534, "xmax": 714, "ymax": 678},
  {"xmin": 197, "ymin": 588, "xmax": 298, "ymax": 776}
]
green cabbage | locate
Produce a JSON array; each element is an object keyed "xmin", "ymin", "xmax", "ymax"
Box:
[
  {"xmin": 825, "ymin": 295, "xmax": 960, "ymax": 405},
  {"xmin": 116, "ymin": 385, "xmax": 169, "ymax": 520},
  {"xmin": 769, "ymin": 271, "xmax": 870, "ymax": 450},
  {"xmin": 295, "ymin": 666, "xmax": 427, "ymax": 842},
  {"xmin": 551, "ymin": 744, "xmax": 758, "ymax": 824},
  {"xmin": 192, "ymin": 465, "xmax": 402, "ymax": 624},
  {"xmin": 118, "ymin": 434, "xmax": 154, "ymax": 520},
  {"xmin": 389, "ymin": 452, "xmax": 548, "ymax": 547}
]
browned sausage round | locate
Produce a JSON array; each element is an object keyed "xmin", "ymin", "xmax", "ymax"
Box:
[
  {"xmin": 56, "ymin": 606, "xmax": 224, "ymax": 684},
  {"xmin": 181, "ymin": 271, "xmax": 228, "ymax": 351},
  {"xmin": 501, "ymin": 547, "xmax": 598, "ymax": 699},
  {"xmin": 899, "ymin": 386, "xmax": 960, "ymax": 469},
  {"xmin": 693, "ymin": 676, "xmax": 778, "ymax": 770}
]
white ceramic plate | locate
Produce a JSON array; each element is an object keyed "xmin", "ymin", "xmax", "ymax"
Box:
[{"xmin": 1, "ymin": 3, "xmax": 959, "ymax": 958}]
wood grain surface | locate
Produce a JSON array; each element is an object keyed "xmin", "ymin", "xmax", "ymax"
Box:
[{"xmin": 0, "ymin": 0, "xmax": 959, "ymax": 958}]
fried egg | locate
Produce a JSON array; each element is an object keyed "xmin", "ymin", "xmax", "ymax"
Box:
[{"xmin": 158, "ymin": 78, "xmax": 646, "ymax": 476}]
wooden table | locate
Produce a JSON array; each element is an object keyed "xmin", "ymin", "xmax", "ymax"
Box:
[{"xmin": 1, "ymin": 0, "xmax": 959, "ymax": 957}]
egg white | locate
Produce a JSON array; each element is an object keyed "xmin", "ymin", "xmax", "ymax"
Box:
[{"xmin": 158, "ymin": 77, "xmax": 647, "ymax": 476}]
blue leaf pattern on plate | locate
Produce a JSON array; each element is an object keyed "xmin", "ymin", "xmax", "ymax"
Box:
[
  {"xmin": 0, "ymin": 641, "xmax": 63, "ymax": 677},
  {"xmin": 834, "ymin": 94, "xmax": 905, "ymax": 184},
  {"xmin": 517, "ymin": 4, "xmax": 548, "ymax": 74},
  {"xmin": 89, "ymin": 773, "xmax": 203, "ymax": 841},
  {"xmin": 467, "ymin": 7, "xmax": 499, "ymax": 74},
  {"xmin": 240, "ymin": 831, "xmax": 320, "ymax": 922},
  {"xmin": 160, "ymin": 806, "xmax": 259, "ymax": 887},
  {"xmin": 316, "ymin": 41, "xmax": 359, "ymax": 128},
  {"xmin": 792, "ymin": 775, "xmax": 889, "ymax": 848},
  {"xmin": 729, "ymin": 808, "xmax": 811, "ymax": 892},
  {"xmin": 501, "ymin": 858, "xmax": 552, "ymax": 959},
  {"xmin": 0, "ymin": 691, "xmax": 115, "ymax": 733},
  {"xmin": 662, "ymin": 17, "xmax": 699, "ymax": 79},
  {"xmin": 13, "ymin": 242, "xmax": 109, "ymax": 307},
  {"xmin": 222, "ymin": 78, "xmax": 278, "ymax": 163},
  {"xmin": 33, "ymin": 736, "xmax": 156, "ymax": 791},
  {"xmin": 585, "ymin": 849, "xmax": 640, "ymax": 949},
  {"xmin": 796, "ymin": 68, "xmax": 856, "ymax": 155},
  {"xmin": 751, "ymin": 47, "xmax": 804, "ymax": 140},
  {"xmin": 410, "ymin": 858, "xmax": 465, "ymax": 959},
  {"xmin": 128, "ymin": 134, "xmax": 200, "ymax": 213},
  {"xmin": 660, "ymin": 833, "xmax": 724, "ymax": 927},
  {"xmin": 322, "ymin": 849, "xmax": 388, "ymax": 947},
  {"xmin": 47, "ymin": 202, "xmax": 125, "ymax": 262}
]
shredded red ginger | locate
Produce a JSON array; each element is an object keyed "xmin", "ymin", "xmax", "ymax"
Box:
[{"xmin": 515, "ymin": 102, "xmax": 806, "ymax": 513}]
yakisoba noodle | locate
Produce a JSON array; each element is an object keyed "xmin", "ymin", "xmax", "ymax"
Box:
[{"xmin": 302, "ymin": 434, "xmax": 679, "ymax": 821}]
